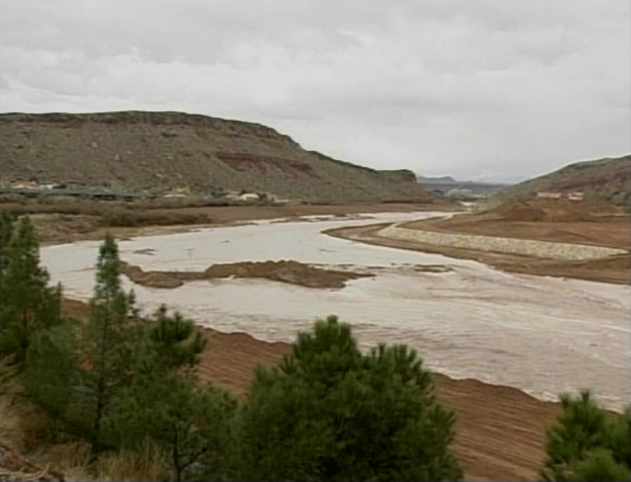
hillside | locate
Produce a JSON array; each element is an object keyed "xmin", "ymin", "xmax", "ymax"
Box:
[
  {"xmin": 0, "ymin": 111, "xmax": 429, "ymax": 203},
  {"xmin": 501, "ymin": 154, "xmax": 631, "ymax": 205}
]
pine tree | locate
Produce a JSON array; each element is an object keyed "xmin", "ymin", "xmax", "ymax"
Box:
[
  {"xmin": 23, "ymin": 320, "xmax": 79, "ymax": 427},
  {"xmin": 572, "ymin": 449, "xmax": 631, "ymax": 481},
  {"xmin": 542, "ymin": 391, "xmax": 631, "ymax": 481},
  {"xmin": 240, "ymin": 315, "xmax": 462, "ymax": 481},
  {"xmin": 148, "ymin": 304, "xmax": 206, "ymax": 370},
  {"xmin": 0, "ymin": 216, "xmax": 61, "ymax": 364},
  {"xmin": 114, "ymin": 373, "xmax": 237, "ymax": 482},
  {"xmin": 77, "ymin": 234, "xmax": 139, "ymax": 455},
  {"xmin": 110, "ymin": 306, "xmax": 235, "ymax": 482},
  {"xmin": 0, "ymin": 212, "xmax": 15, "ymax": 276},
  {"xmin": 0, "ymin": 212, "xmax": 15, "ymax": 351}
]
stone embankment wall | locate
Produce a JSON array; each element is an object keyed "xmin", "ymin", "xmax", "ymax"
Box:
[{"xmin": 379, "ymin": 225, "xmax": 627, "ymax": 261}]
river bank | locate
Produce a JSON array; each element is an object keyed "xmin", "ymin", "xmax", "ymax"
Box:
[
  {"xmin": 43, "ymin": 212, "xmax": 631, "ymax": 411},
  {"xmin": 324, "ymin": 221, "xmax": 630, "ymax": 285},
  {"xmin": 0, "ymin": 201, "xmax": 449, "ymax": 245},
  {"xmin": 199, "ymin": 327, "xmax": 562, "ymax": 481},
  {"xmin": 60, "ymin": 298, "xmax": 560, "ymax": 481},
  {"xmin": 35, "ymin": 208, "xmax": 629, "ymax": 480}
]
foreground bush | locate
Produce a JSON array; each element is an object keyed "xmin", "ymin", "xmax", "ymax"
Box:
[
  {"xmin": 21, "ymin": 234, "xmax": 236, "ymax": 481},
  {"xmin": 239, "ymin": 316, "xmax": 462, "ymax": 481},
  {"xmin": 0, "ymin": 216, "xmax": 62, "ymax": 364},
  {"xmin": 542, "ymin": 391, "xmax": 631, "ymax": 481},
  {"xmin": 113, "ymin": 374, "xmax": 238, "ymax": 482}
]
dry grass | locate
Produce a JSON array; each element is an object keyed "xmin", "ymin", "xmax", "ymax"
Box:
[
  {"xmin": 0, "ymin": 201, "xmax": 211, "ymax": 228},
  {"xmin": 38, "ymin": 441, "xmax": 91, "ymax": 474},
  {"xmin": 0, "ymin": 393, "xmax": 169, "ymax": 481},
  {"xmin": 0, "ymin": 357, "xmax": 42, "ymax": 452},
  {"xmin": 0, "ymin": 356, "xmax": 169, "ymax": 482},
  {"xmin": 90, "ymin": 442, "xmax": 169, "ymax": 482},
  {"xmin": 52, "ymin": 440, "xmax": 168, "ymax": 482}
]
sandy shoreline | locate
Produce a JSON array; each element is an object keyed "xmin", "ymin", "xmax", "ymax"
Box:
[
  {"xmin": 199, "ymin": 327, "xmax": 561, "ymax": 481},
  {"xmin": 23, "ymin": 202, "xmax": 448, "ymax": 246},
  {"xmin": 324, "ymin": 222, "xmax": 630, "ymax": 285}
]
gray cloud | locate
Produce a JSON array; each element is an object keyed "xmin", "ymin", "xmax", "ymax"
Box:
[{"xmin": 0, "ymin": 0, "xmax": 629, "ymax": 181}]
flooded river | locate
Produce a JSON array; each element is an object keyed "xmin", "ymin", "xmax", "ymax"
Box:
[{"xmin": 41, "ymin": 212, "xmax": 631, "ymax": 410}]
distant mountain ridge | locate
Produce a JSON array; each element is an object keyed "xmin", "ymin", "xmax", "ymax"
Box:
[
  {"xmin": 0, "ymin": 111, "xmax": 429, "ymax": 203},
  {"xmin": 500, "ymin": 154, "xmax": 631, "ymax": 205},
  {"xmin": 416, "ymin": 174, "xmax": 510, "ymax": 198},
  {"xmin": 417, "ymin": 175, "xmax": 457, "ymax": 184}
]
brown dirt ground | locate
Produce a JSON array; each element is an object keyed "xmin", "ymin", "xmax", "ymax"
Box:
[
  {"xmin": 408, "ymin": 199, "xmax": 630, "ymax": 249},
  {"xmin": 325, "ymin": 200, "xmax": 631, "ymax": 285},
  {"xmin": 199, "ymin": 327, "xmax": 561, "ymax": 481},
  {"xmin": 120, "ymin": 260, "xmax": 372, "ymax": 289},
  {"xmin": 57, "ymin": 299, "xmax": 564, "ymax": 481}
]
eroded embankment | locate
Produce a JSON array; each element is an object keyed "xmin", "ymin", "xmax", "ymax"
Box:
[
  {"xmin": 56, "ymin": 297, "xmax": 561, "ymax": 481},
  {"xmin": 199, "ymin": 327, "xmax": 561, "ymax": 482},
  {"xmin": 324, "ymin": 223, "xmax": 631, "ymax": 285},
  {"xmin": 120, "ymin": 260, "xmax": 372, "ymax": 289},
  {"xmin": 380, "ymin": 224, "xmax": 626, "ymax": 261}
]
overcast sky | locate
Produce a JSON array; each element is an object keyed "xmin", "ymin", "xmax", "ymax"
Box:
[{"xmin": 1, "ymin": 1, "xmax": 629, "ymax": 181}]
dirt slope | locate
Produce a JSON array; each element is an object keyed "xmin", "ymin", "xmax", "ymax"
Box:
[
  {"xmin": 0, "ymin": 111, "xmax": 429, "ymax": 203},
  {"xmin": 59, "ymin": 298, "xmax": 560, "ymax": 480},
  {"xmin": 200, "ymin": 328, "xmax": 560, "ymax": 481}
]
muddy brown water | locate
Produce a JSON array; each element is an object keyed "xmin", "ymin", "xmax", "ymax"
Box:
[{"xmin": 41, "ymin": 212, "xmax": 631, "ymax": 411}]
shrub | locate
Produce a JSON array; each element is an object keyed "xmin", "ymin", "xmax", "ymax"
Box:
[
  {"xmin": 113, "ymin": 374, "xmax": 238, "ymax": 482},
  {"xmin": 542, "ymin": 391, "xmax": 631, "ymax": 481},
  {"xmin": 239, "ymin": 315, "xmax": 462, "ymax": 481},
  {"xmin": 0, "ymin": 216, "xmax": 62, "ymax": 364},
  {"xmin": 108, "ymin": 306, "xmax": 233, "ymax": 482}
]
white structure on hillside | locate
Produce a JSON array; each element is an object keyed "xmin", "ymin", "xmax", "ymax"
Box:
[
  {"xmin": 536, "ymin": 191, "xmax": 584, "ymax": 201},
  {"xmin": 239, "ymin": 193, "xmax": 260, "ymax": 201},
  {"xmin": 537, "ymin": 192, "xmax": 563, "ymax": 200}
]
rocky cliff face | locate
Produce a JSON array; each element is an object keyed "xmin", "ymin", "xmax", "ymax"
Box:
[{"xmin": 0, "ymin": 111, "xmax": 429, "ymax": 203}]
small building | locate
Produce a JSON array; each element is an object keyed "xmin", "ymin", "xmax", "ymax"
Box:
[
  {"xmin": 11, "ymin": 181, "xmax": 39, "ymax": 190},
  {"xmin": 537, "ymin": 192, "xmax": 563, "ymax": 200},
  {"xmin": 41, "ymin": 183, "xmax": 62, "ymax": 190},
  {"xmin": 239, "ymin": 193, "xmax": 260, "ymax": 202},
  {"xmin": 567, "ymin": 192, "xmax": 584, "ymax": 201}
]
